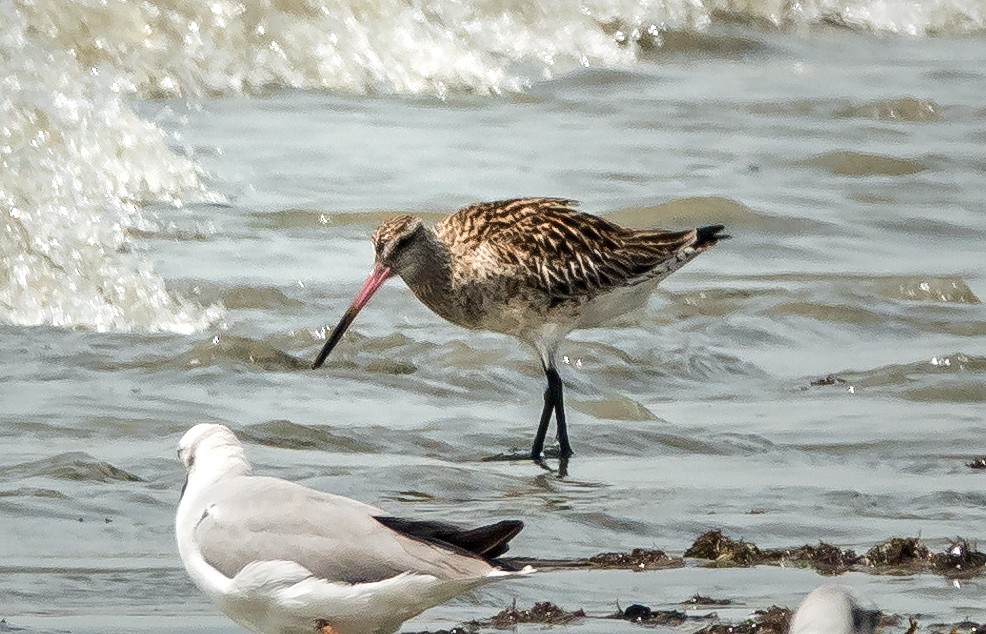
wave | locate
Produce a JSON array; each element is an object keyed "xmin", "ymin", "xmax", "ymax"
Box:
[
  {"xmin": 10, "ymin": 0, "xmax": 986, "ymax": 100},
  {"xmin": 807, "ymin": 352, "xmax": 986, "ymax": 402},
  {"xmin": 1, "ymin": 452, "xmax": 144, "ymax": 483},
  {"xmin": 0, "ymin": 7, "xmax": 223, "ymax": 333}
]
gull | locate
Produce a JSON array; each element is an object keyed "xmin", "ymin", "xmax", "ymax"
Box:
[
  {"xmin": 311, "ymin": 197, "xmax": 726, "ymax": 463},
  {"xmin": 789, "ymin": 585, "xmax": 880, "ymax": 634},
  {"xmin": 175, "ymin": 423, "xmax": 531, "ymax": 634}
]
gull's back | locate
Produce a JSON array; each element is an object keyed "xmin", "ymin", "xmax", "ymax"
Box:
[{"xmin": 189, "ymin": 474, "xmax": 497, "ymax": 585}]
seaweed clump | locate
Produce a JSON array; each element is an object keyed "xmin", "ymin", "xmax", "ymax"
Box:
[
  {"xmin": 682, "ymin": 594, "xmax": 732, "ymax": 606},
  {"xmin": 695, "ymin": 606, "xmax": 792, "ymax": 634},
  {"xmin": 810, "ymin": 374, "xmax": 847, "ymax": 386},
  {"xmin": 862, "ymin": 537, "xmax": 932, "ymax": 569},
  {"xmin": 483, "ymin": 602, "xmax": 585, "ymax": 627},
  {"xmin": 610, "ymin": 604, "xmax": 689, "ymax": 626},
  {"xmin": 685, "ymin": 530, "xmax": 762, "ymax": 566},
  {"xmin": 923, "ymin": 620, "xmax": 986, "ymax": 633},
  {"xmin": 684, "ymin": 530, "xmax": 986, "ymax": 577},
  {"xmin": 769, "ymin": 542, "xmax": 861, "ymax": 574},
  {"xmin": 498, "ymin": 547, "xmax": 683, "ymax": 572},
  {"xmin": 929, "ymin": 539, "xmax": 986, "ymax": 577},
  {"xmin": 587, "ymin": 547, "xmax": 683, "ymax": 570}
]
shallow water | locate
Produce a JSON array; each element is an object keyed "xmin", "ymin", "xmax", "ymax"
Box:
[{"xmin": 3, "ymin": 0, "xmax": 986, "ymax": 631}]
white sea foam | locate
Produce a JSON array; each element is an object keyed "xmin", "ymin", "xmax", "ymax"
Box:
[
  {"xmin": 13, "ymin": 0, "xmax": 986, "ymax": 99},
  {"xmin": 0, "ymin": 7, "xmax": 223, "ymax": 334}
]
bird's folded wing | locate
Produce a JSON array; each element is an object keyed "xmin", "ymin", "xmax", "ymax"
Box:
[
  {"xmin": 233, "ymin": 560, "xmax": 313, "ymax": 594},
  {"xmin": 374, "ymin": 517, "xmax": 523, "ymax": 559},
  {"xmin": 441, "ymin": 198, "xmax": 700, "ymax": 300},
  {"xmin": 193, "ymin": 476, "xmax": 494, "ymax": 584}
]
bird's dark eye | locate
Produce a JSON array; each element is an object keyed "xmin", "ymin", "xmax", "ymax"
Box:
[
  {"xmin": 392, "ymin": 230, "xmax": 417, "ymax": 253},
  {"xmin": 379, "ymin": 234, "xmax": 413, "ymax": 262}
]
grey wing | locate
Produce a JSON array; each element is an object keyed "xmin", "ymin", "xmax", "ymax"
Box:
[{"xmin": 193, "ymin": 476, "xmax": 494, "ymax": 584}]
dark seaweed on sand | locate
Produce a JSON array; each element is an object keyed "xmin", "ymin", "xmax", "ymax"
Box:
[
  {"xmin": 587, "ymin": 547, "xmax": 683, "ymax": 570},
  {"xmin": 929, "ymin": 539, "xmax": 986, "ymax": 577},
  {"xmin": 405, "ymin": 603, "xmax": 986, "ymax": 634},
  {"xmin": 809, "ymin": 374, "xmax": 848, "ymax": 386},
  {"xmin": 862, "ymin": 536, "xmax": 932, "ymax": 568},
  {"xmin": 694, "ymin": 606, "xmax": 792, "ymax": 634},
  {"xmin": 765, "ymin": 542, "xmax": 861, "ymax": 574},
  {"xmin": 682, "ymin": 594, "xmax": 733, "ymax": 606},
  {"xmin": 498, "ymin": 547, "xmax": 683, "ymax": 572},
  {"xmin": 609, "ymin": 604, "xmax": 689, "ymax": 625},
  {"xmin": 405, "ymin": 534, "xmax": 986, "ymax": 634},
  {"xmin": 480, "ymin": 601, "xmax": 586, "ymax": 628},
  {"xmin": 684, "ymin": 529, "xmax": 762, "ymax": 566},
  {"xmin": 684, "ymin": 530, "xmax": 986, "ymax": 577}
]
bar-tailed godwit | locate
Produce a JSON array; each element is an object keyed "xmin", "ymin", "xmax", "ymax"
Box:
[{"xmin": 313, "ymin": 198, "xmax": 726, "ymax": 463}]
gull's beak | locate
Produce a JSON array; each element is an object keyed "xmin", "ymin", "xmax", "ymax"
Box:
[
  {"xmin": 312, "ymin": 262, "xmax": 392, "ymax": 369},
  {"xmin": 179, "ymin": 474, "xmax": 189, "ymax": 503}
]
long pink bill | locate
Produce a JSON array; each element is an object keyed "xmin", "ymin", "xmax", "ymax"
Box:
[{"xmin": 311, "ymin": 262, "xmax": 392, "ymax": 369}]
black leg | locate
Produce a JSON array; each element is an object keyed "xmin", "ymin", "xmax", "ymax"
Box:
[
  {"xmin": 546, "ymin": 366, "xmax": 573, "ymax": 459},
  {"xmin": 530, "ymin": 381, "xmax": 553, "ymax": 460},
  {"xmin": 557, "ymin": 456, "xmax": 569, "ymax": 478}
]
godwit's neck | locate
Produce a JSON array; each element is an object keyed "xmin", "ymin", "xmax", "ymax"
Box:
[{"xmin": 397, "ymin": 226, "xmax": 454, "ymax": 295}]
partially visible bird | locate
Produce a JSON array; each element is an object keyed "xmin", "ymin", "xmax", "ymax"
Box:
[
  {"xmin": 312, "ymin": 197, "xmax": 727, "ymax": 462},
  {"xmin": 176, "ymin": 423, "xmax": 530, "ymax": 634},
  {"xmin": 789, "ymin": 585, "xmax": 880, "ymax": 634}
]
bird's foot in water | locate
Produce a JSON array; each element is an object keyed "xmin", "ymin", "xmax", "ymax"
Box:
[
  {"xmin": 481, "ymin": 444, "xmax": 566, "ymax": 462},
  {"xmin": 481, "ymin": 447, "xmax": 570, "ymax": 476}
]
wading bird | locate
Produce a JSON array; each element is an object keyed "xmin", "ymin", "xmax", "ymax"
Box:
[
  {"xmin": 176, "ymin": 423, "xmax": 530, "ymax": 634},
  {"xmin": 312, "ymin": 198, "xmax": 726, "ymax": 463}
]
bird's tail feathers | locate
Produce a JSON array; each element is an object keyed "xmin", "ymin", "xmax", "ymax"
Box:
[{"xmin": 694, "ymin": 224, "xmax": 729, "ymax": 249}]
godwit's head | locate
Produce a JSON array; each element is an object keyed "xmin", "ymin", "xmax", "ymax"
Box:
[
  {"xmin": 371, "ymin": 215, "xmax": 427, "ymax": 275},
  {"xmin": 311, "ymin": 215, "xmax": 426, "ymax": 369}
]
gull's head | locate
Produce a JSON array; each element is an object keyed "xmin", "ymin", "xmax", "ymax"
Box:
[
  {"xmin": 789, "ymin": 585, "xmax": 879, "ymax": 634},
  {"xmin": 177, "ymin": 424, "xmax": 250, "ymax": 500}
]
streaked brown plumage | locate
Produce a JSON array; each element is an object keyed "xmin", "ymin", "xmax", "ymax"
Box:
[{"xmin": 314, "ymin": 197, "xmax": 727, "ymax": 463}]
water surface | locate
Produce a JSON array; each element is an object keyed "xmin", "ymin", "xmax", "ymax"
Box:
[{"xmin": 2, "ymin": 0, "xmax": 986, "ymax": 631}]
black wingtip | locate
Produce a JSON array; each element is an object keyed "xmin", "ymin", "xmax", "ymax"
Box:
[
  {"xmin": 374, "ymin": 516, "xmax": 525, "ymax": 560},
  {"xmin": 457, "ymin": 519, "xmax": 524, "ymax": 558},
  {"xmin": 696, "ymin": 224, "xmax": 729, "ymax": 247}
]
